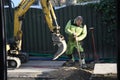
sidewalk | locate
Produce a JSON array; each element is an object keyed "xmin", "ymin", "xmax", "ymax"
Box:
[{"xmin": 8, "ymin": 60, "xmax": 66, "ymax": 79}]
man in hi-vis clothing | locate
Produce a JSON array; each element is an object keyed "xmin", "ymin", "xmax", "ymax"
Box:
[{"xmin": 63, "ymin": 16, "xmax": 87, "ymax": 68}]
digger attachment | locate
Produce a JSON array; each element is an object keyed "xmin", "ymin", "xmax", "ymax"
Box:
[
  {"xmin": 52, "ymin": 32, "xmax": 67, "ymax": 60},
  {"xmin": 40, "ymin": 0, "xmax": 67, "ymax": 60}
]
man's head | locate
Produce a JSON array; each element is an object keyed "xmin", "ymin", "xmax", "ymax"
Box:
[{"xmin": 74, "ymin": 16, "xmax": 83, "ymax": 26}]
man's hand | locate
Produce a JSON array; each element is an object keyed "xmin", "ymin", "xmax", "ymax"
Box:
[
  {"xmin": 73, "ymin": 33, "xmax": 77, "ymax": 37},
  {"xmin": 72, "ymin": 33, "xmax": 79, "ymax": 41},
  {"xmin": 72, "ymin": 33, "xmax": 77, "ymax": 41},
  {"xmin": 75, "ymin": 37, "xmax": 79, "ymax": 41}
]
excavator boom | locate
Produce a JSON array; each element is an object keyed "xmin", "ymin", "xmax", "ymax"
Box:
[{"xmin": 40, "ymin": 0, "xmax": 67, "ymax": 60}]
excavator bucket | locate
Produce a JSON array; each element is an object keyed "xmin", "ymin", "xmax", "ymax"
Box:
[{"xmin": 52, "ymin": 32, "xmax": 67, "ymax": 60}]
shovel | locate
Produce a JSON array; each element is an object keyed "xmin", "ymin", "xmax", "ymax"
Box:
[{"xmin": 75, "ymin": 36, "xmax": 83, "ymax": 67}]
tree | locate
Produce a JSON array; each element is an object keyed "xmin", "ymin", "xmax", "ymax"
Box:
[{"xmin": 66, "ymin": 0, "xmax": 77, "ymax": 6}]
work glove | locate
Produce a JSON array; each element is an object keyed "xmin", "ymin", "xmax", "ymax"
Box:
[
  {"xmin": 75, "ymin": 37, "xmax": 79, "ymax": 41},
  {"xmin": 73, "ymin": 33, "xmax": 79, "ymax": 41}
]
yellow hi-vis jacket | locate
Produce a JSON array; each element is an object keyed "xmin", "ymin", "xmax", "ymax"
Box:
[{"xmin": 65, "ymin": 20, "xmax": 87, "ymax": 55}]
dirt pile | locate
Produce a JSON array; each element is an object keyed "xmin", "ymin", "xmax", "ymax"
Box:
[
  {"xmin": 44, "ymin": 62, "xmax": 117, "ymax": 80},
  {"xmin": 46, "ymin": 67, "xmax": 92, "ymax": 80}
]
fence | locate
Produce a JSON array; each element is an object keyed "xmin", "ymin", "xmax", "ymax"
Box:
[{"xmin": 4, "ymin": 5, "xmax": 117, "ymax": 60}]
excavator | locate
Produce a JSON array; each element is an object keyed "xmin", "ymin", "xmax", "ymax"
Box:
[{"xmin": 7, "ymin": 0, "xmax": 67, "ymax": 69}]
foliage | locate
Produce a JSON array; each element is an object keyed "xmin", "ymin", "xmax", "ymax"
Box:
[
  {"xmin": 94, "ymin": 0, "xmax": 117, "ymax": 46},
  {"xmin": 95, "ymin": 0, "xmax": 117, "ymax": 25}
]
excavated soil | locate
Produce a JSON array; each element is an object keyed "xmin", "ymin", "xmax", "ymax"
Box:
[{"xmin": 43, "ymin": 62, "xmax": 117, "ymax": 80}]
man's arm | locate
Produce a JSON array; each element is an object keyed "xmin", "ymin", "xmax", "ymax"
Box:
[
  {"xmin": 76, "ymin": 25, "xmax": 87, "ymax": 41},
  {"xmin": 65, "ymin": 20, "xmax": 74, "ymax": 35}
]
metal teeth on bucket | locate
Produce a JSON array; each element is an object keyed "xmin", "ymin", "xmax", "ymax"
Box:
[{"xmin": 52, "ymin": 33, "xmax": 67, "ymax": 60}]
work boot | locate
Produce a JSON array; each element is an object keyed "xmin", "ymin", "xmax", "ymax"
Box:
[{"xmin": 81, "ymin": 58, "xmax": 88, "ymax": 69}]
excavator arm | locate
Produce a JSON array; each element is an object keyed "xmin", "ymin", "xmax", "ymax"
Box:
[
  {"xmin": 13, "ymin": 0, "xmax": 35, "ymax": 51},
  {"xmin": 40, "ymin": 0, "xmax": 67, "ymax": 60},
  {"xmin": 7, "ymin": 0, "xmax": 35, "ymax": 68},
  {"xmin": 9, "ymin": 0, "xmax": 67, "ymax": 63}
]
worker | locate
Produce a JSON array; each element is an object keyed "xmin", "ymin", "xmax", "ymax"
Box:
[{"xmin": 63, "ymin": 16, "xmax": 87, "ymax": 68}]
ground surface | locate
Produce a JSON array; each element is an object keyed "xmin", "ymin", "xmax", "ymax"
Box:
[
  {"xmin": 8, "ymin": 60, "xmax": 117, "ymax": 80},
  {"xmin": 45, "ymin": 66, "xmax": 92, "ymax": 80},
  {"xmin": 46, "ymin": 62, "xmax": 117, "ymax": 80}
]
